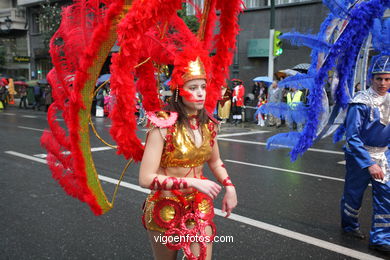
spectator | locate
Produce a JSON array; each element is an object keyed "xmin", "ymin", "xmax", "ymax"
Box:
[
  {"xmin": 32, "ymin": 84, "xmax": 42, "ymax": 110},
  {"xmin": 232, "ymin": 79, "xmax": 245, "ymax": 124},
  {"xmin": 286, "ymin": 87, "xmax": 305, "ymax": 131},
  {"xmin": 0, "ymin": 78, "xmax": 9, "ymax": 110},
  {"xmin": 256, "ymin": 95, "xmax": 267, "ymax": 126},
  {"xmin": 267, "ymin": 80, "xmax": 282, "ymax": 127},
  {"xmin": 43, "ymin": 85, "xmax": 53, "ymax": 112},
  {"xmin": 218, "ymin": 85, "xmax": 232, "ymax": 123},
  {"xmin": 18, "ymin": 84, "xmax": 28, "ymax": 109}
]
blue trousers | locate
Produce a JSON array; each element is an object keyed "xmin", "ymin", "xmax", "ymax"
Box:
[{"xmin": 340, "ymin": 150, "xmax": 390, "ymax": 245}]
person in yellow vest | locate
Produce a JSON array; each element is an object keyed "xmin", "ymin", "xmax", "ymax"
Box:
[{"xmin": 286, "ymin": 87, "xmax": 304, "ymax": 131}]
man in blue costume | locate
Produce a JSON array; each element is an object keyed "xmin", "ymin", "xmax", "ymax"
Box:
[{"xmin": 340, "ymin": 55, "xmax": 390, "ymax": 253}]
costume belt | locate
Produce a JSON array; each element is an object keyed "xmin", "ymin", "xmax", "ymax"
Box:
[{"xmin": 364, "ymin": 145, "xmax": 389, "ymax": 184}]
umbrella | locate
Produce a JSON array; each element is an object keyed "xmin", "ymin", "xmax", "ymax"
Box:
[
  {"xmin": 14, "ymin": 81, "xmax": 28, "ymax": 86},
  {"xmin": 230, "ymin": 78, "xmax": 242, "ymax": 83},
  {"xmin": 253, "ymin": 76, "xmax": 273, "ymax": 86},
  {"xmin": 292, "ymin": 63, "xmax": 310, "ymax": 72},
  {"xmin": 26, "ymin": 80, "xmax": 38, "ymax": 86},
  {"xmin": 280, "ymin": 69, "xmax": 299, "ymax": 76},
  {"xmin": 38, "ymin": 79, "xmax": 48, "ymax": 85},
  {"xmin": 96, "ymin": 74, "xmax": 111, "ymax": 86}
]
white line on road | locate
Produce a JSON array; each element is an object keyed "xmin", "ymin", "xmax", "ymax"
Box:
[
  {"xmin": 226, "ymin": 159, "xmax": 345, "ymax": 182},
  {"xmin": 4, "ymin": 150, "xmax": 382, "ymax": 260},
  {"xmin": 338, "ymin": 160, "xmax": 346, "ymax": 165},
  {"xmin": 6, "ymin": 151, "xmax": 47, "ymax": 164},
  {"xmin": 34, "ymin": 146, "xmax": 114, "ymax": 159},
  {"xmin": 18, "ymin": 126, "xmax": 45, "ymax": 132},
  {"xmin": 217, "ymin": 130, "xmax": 270, "ymax": 138},
  {"xmin": 22, "ymin": 115, "xmax": 38, "ymax": 118},
  {"xmin": 217, "ymin": 138, "xmax": 344, "ymax": 155},
  {"xmin": 0, "ymin": 112, "xmax": 16, "ymax": 115}
]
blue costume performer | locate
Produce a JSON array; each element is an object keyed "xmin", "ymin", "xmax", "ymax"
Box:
[{"xmin": 340, "ymin": 55, "xmax": 390, "ymax": 252}]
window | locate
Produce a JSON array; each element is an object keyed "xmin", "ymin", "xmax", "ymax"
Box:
[
  {"xmin": 244, "ymin": 0, "xmax": 262, "ymax": 8},
  {"xmin": 31, "ymin": 12, "xmax": 40, "ymax": 34},
  {"xmin": 275, "ymin": 0, "xmax": 312, "ymax": 5},
  {"xmin": 186, "ymin": 0, "xmax": 204, "ymax": 16}
]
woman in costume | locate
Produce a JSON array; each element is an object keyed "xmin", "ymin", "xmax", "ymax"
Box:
[{"xmin": 139, "ymin": 55, "xmax": 237, "ymax": 260}]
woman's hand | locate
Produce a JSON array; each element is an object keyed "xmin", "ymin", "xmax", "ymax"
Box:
[
  {"xmin": 368, "ymin": 164, "xmax": 384, "ymax": 180},
  {"xmin": 222, "ymin": 186, "xmax": 237, "ymax": 218},
  {"xmin": 189, "ymin": 178, "xmax": 221, "ymax": 199}
]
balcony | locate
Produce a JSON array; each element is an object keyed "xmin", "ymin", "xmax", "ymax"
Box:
[{"xmin": 0, "ymin": 7, "xmax": 27, "ymax": 31}]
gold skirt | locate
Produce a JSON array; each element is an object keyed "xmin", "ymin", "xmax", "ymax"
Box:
[{"xmin": 142, "ymin": 191, "xmax": 215, "ymax": 233}]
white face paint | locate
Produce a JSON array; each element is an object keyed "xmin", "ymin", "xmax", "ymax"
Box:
[{"xmin": 181, "ymin": 79, "xmax": 207, "ymax": 114}]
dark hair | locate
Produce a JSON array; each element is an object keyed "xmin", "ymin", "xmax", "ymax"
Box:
[{"xmin": 164, "ymin": 89, "xmax": 209, "ymax": 128}]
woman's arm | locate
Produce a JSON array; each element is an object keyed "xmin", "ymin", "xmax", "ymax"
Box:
[
  {"xmin": 139, "ymin": 128, "xmax": 221, "ymax": 198},
  {"xmin": 207, "ymin": 139, "xmax": 237, "ymax": 217}
]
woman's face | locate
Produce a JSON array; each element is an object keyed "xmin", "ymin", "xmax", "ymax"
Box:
[{"xmin": 181, "ymin": 79, "xmax": 206, "ymax": 113}]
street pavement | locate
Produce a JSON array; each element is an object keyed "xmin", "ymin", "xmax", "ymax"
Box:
[{"xmin": 0, "ymin": 105, "xmax": 387, "ymax": 260}]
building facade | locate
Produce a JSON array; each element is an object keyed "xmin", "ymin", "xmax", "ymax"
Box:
[
  {"xmin": 2, "ymin": 1, "xmax": 386, "ymax": 83},
  {"xmin": 0, "ymin": 0, "xmax": 29, "ymax": 80},
  {"xmin": 234, "ymin": 0, "xmax": 328, "ymax": 88}
]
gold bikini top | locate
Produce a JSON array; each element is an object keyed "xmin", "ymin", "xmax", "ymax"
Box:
[{"xmin": 160, "ymin": 120, "xmax": 217, "ymax": 168}]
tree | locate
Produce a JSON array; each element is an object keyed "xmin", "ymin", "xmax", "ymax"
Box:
[
  {"xmin": 39, "ymin": 0, "xmax": 62, "ymax": 49},
  {"xmin": 177, "ymin": 3, "xmax": 199, "ymax": 33}
]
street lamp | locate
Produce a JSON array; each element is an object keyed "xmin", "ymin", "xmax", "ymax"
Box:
[{"xmin": 0, "ymin": 16, "xmax": 13, "ymax": 34}]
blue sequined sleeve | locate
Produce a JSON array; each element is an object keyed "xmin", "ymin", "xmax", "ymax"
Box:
[{"xmin": 345, "ymin": 104, "xmax": 376, "ymax": 169}]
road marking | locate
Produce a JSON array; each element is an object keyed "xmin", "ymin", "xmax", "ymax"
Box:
[
  {"xmin": 33, "ymin": 146, "xmax": 114, "ymax": 158},
  {"xmin": 226, "ymin": 159, "xmax": 345, "ymax": 182},
  {"xmin": 217, "ymin": 130, "xmax": 270, "ymax": 138},
  {"xmin": 22, "ymin": 115, "xmax": 38, "ymax": 118},
  {"xmin": 4, "ymin": 150, "xmax": 382, "ymax": 260},
  {"xmin": 338, "ymin": 160, "xmax": 346, "ymax": 165},
  {"xmin": 217, "ymin": 138, "xmax": 344, "ymax": 155},
  {"xmin": 18, "ymin": 126, "xmax": 45, "ymax": 132},
  {"xmin": 5, "ymin": 151, "xmax": 47, "ymax": 164},
  {"xmin": 0, "ymin": 112, "xmax": 16, "ymax": 115}
]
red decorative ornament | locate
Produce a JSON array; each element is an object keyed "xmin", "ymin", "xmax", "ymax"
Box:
[
  {"xmin": 180, "ymin": 212, "xmax": 200, "ymax": 235},
  {"xmin": 188, "ymin": 115, "xmax": 200, "ymax": 130},
  {"xmin": 153, "ymin": 199, "xmax": 182, "ymax": 229},
  {"xmin": 198, "ymin": 220, "xmax": 216, "ymax": 239},
  {"xmin": 222, "ymin": 176, "xmax": 235, "ymax": 187},
  {"xmin": 164, "ymin": 228, "xmax": 184, "ymax": 250},
  {"xmin": 194, "ymin": 194, "xmax": 214, "ymax": 221}
]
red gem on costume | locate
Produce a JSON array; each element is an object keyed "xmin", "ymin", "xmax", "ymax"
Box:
[
  {"xmin": 188, "ymin": 116, "xmax": 200, "ymax": 130},
  {"xmin": 210, "ymin": 139, "xmax": 215, "ymax": 147},
  {"xmin": 221, "ymin": 163, "xmax": 225, "ymax": 168},
  {"xmin": 211, "ymin": 131, "xmax": 217, "ymax": 138},
  {"xmin": 208, "ymin": 122, "xmax": 214, "ymax": 131},
  {"xmin": 153, "ymin": 199, "xmax": 182, "ymax": 229},
  {"xmin": 165, "ymin": 134, "xmax": 173, "ymax": 142},
  {"xmin": 166, "ymin": 144, "xmax": 174, "ymax": 152}
]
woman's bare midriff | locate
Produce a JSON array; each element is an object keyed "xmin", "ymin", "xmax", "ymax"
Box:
[{"xmin": 151, "ymin": 165, "xmax": 204, "ymax": 196}]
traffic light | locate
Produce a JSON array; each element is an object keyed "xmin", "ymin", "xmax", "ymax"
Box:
[{"xmin": 273, "ymin": 30, "xmax": 283, "ymax": 56}]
